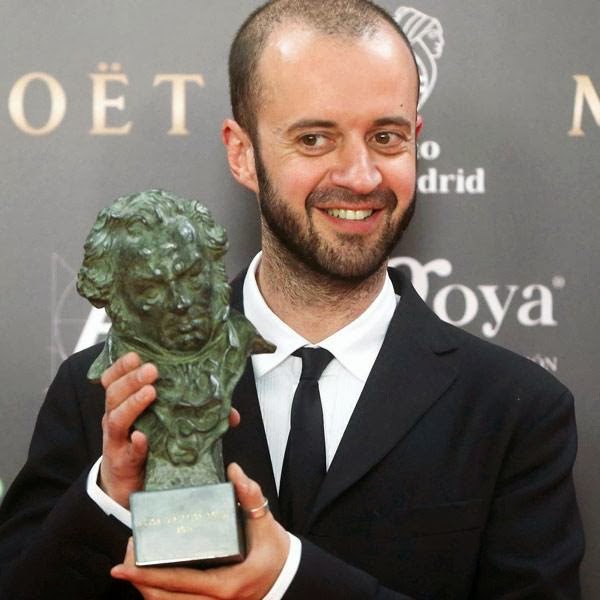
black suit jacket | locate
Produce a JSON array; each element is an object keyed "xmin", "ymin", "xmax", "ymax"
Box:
[{"xmin": 0, "ymin": 269, "xmax": 584, "ymax": 599}]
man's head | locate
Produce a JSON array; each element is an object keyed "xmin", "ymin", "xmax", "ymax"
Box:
[
  {"xmin": 224, "ymin": 0, "xmax": 423, "ymax": 283},
  {"xmin": 77, "ymin": 190, "xmax": 230, "ymax": 352}
]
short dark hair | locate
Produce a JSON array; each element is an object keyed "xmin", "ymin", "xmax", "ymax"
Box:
[{"xmin": 229, "ymin": 0, "xmax": 420, "ymax": 141}]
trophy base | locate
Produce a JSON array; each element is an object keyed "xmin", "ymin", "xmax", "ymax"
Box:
[{"xmin": 130, "ymin": 482, "xmax": 245, "ymax": 567}]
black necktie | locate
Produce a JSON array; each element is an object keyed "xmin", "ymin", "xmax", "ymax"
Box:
[{"xmin": 279, "ymin": 347, "xmax": 334, "ymax": 533}]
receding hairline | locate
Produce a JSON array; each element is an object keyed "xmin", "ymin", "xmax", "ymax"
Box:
[
  {"xmin": 260, "ymin": 20, "xmax": 418, "ymax": 120},
  {"xmin": 229, "ymin": 1, "xmax": 420, "ymax": 137},
  {"xmin": 260, "ymin": 17, "xmax": 418, "ymax": 75}
]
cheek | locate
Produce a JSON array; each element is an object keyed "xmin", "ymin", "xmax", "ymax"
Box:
[
  {"xmin": 277, "ymin": 177, "xmax": 313, "ymax": 210},
  {"xmin": 385, "ymin": 158, "xmax": 416, "ymax": 206},
  {"xmin": 264, "ymin": 153, "xmax": 329, "ymax": 207}
]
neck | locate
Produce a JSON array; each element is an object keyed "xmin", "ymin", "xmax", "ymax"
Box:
[{"xmin": 257, "ymin": 235, "xmax": 387, "ymax": 344}]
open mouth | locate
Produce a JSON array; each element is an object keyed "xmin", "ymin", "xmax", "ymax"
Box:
[{"xmin": 325, "ymin": 208, "xmax": 375, "ymax": 221}]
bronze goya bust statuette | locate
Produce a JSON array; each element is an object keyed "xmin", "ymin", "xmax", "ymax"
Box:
[{"xmin": 77, "ymin": 189, "xmax": 275, "ymax": 491}]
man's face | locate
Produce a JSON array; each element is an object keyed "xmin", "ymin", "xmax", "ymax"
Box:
[
  {"xmin": 250, "ymin": 23, "xmax": 421, "ymax": 281},
  {"xmin": 111, "ymin": 217, "xmax": 214, "ymax": 351}
]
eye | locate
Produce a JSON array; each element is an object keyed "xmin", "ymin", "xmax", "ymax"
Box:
[
  {"xmin": 301, "ymin": 134, "xmax": 320, "ymax": 146},
  {"xmin": 373, "ymin": 132, "xmax": 397, "ymax": 145},
  {"xmin": 133, "ymin": 284, "xmax": 162, "ymax": 303},
  {"xmin": 186, "ymin": 262, "xmax": 206, "ymax": 278},
  {"xmin": 368, "ymin": 131, "xmax": 407, "ymax": 154},
  {"xmin": 297, "ymin": 133, "xmax": 334, "ymax": 155}
]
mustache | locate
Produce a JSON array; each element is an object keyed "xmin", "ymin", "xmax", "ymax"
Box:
[{"xmin": 306, "ymin": 187, "xmax": 397, "ymax": 210}]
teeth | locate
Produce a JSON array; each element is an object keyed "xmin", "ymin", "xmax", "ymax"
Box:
[{"xmin": 326, "ymin": 208, "xmax": 373, "ymax": 220}]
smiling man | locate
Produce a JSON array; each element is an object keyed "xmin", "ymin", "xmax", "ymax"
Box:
[{"xmin": 0, "ymin": 1, "xmax": 584, "ymax": 599}]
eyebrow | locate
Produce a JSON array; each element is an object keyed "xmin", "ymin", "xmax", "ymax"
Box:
[
  {"xmin": 372, "ymin": 116, "xmax": 412, "ymax": 130},
  {"xmin": 286, "ymin": 116, "xmax": 413, "ymax": 135},
  {"xmin": 286, "ymin": 119, "xmax": 337, "ymax": 134},
  {"xmin": 129, "ymin": 270, "xmax": 161, "ymax": 282}
]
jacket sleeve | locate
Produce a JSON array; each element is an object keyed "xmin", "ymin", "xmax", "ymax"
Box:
[
  {"xmin": 473, "ymin": 389, "xmax": 584, "ymax": 598},
  {"xmin": 0, "ymin": 353, "xmax": 138, "ymax": 600}
]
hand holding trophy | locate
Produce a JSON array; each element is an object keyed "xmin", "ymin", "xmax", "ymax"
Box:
[{"xmin": 77, "ymin": 189, "xmax": 275, "ymax": 567}]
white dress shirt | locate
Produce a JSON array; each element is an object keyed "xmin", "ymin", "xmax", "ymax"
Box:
[
  {"xmin": 244, "ymin": 252, "xmax": 399, "ymax": 489},
  {"xmin": 87, "ymin": 251, "xmax": 398, "ymax": 599}
]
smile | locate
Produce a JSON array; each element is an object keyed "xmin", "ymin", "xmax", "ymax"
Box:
[{"xmin": 326, "ymin": 208, "xmax": 374, "ymax": 221}]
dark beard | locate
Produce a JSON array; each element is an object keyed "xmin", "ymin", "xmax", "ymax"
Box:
[{"xmin": 255, "ymin": 152, "xmax": 416, "ymax": 282}]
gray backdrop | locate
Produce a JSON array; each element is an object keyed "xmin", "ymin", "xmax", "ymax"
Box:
[{"xmin": 1, "ymin": 1, "xmax": 598, "ymax": 595}]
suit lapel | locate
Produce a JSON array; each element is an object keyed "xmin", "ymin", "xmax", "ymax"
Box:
[
  {"xmin": 226, "ymin": 267, "xmax": 460, "ymax": 530},
  {"xmin": 307, "ymin": 269, "xmax": 459, "ymax": 529},
  {"xmin": 223, "ymin": 270, "xmax": 280, "ymax": 520}
]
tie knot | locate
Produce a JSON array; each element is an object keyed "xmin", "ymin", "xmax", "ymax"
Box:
[{"xmin": 293, "ymin": 347, "xmax": 334, "ymax": 381}]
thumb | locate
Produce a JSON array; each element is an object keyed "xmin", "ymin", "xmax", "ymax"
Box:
[{"xmin": 227, "ymin": 462, "xmax": 264, "ymax": 511}]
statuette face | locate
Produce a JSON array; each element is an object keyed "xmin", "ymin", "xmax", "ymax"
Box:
[
  {"xmin": 77, "ymin": 189, "xmax": 274, "ymax": 490},
  {"xmin": 115, "ymin": 220, "xmax": 215, "ymax": 352}
]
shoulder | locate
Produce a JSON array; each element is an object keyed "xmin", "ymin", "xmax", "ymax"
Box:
[
  {"xmin": 227, "ymin": 309, "xmax": 276, "ymax": 354},
  {"xmin": 389, "ymin": 266, "xmax": 570, "ymax": 404},
  {"xmin": 452, "ymin": 324, "xmax": 568, "ymax": 396},
  {"xmin": 435, "ymin": 323, "xmax": 575, "ymax": 433},
  {"xmin": 62, "ymin": 342, "xmax": 104, "ymax": 371},
  {"xmin": 53, "ymin": 342, "xmax": 105, "ymax": 393}
]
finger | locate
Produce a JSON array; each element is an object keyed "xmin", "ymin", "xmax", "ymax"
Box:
[
  {"xmin": 129, "ymin": 430, "xmax": 149, "ymax": 460},
  {"xmin": 114, "ymin": 539, "xmax": 211, "ymax": 591},
  {"xmin": 104, "ymin": 385, "xmax": 156, "ymax": 445},
  {"xmin": 105, "ymin": 363, "xmax": 159, "ymax": 412},
  {"xmin": 101, "ymin": 431, "xmax": 149, "ymax": 482},
  {"xmin": 112, "ymin": 563, "xmax": 223, "ymax": 595},
  {"xmin": 123, "ymin": 537, "xmax": 135, "ymax": 565},
  {"xmin": 227, "ymin": 463, "xmax": 265, "ymax": 512},
  {"xmin": 224, "ymin": 466, "xmax": 288, "ymax": 599},
  {"xmin": 135, "ymin": 584, "xmax": 216, "ymax": 600},
  {"xmin": 228, "ymin": 407, "xmax": 241, "ymax": 428},
  {"xmin": 113, "ymin": 538, "xmax": 236, "ymax": 596},
  {"xmin": 100, "ymin": 352, "xmax": 141, "ymax": 389}
]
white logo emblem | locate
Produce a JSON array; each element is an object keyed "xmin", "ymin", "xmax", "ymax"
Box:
[{"xmin": 394, "ymin": 6, "xmax": 445, "ymax": 109}]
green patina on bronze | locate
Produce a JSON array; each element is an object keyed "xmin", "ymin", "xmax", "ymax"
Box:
[{"xmin": 77, "ymin": 189, "xmax": 275, "ymax": 490}]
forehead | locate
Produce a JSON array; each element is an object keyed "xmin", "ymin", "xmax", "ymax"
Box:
[
  {"xmin": 118, "ymin": 217, "xmax": 205, "ymax": 276},
  {"xmin": 256, "ymin": 22, "xmax": 419, "ymax": 127}
]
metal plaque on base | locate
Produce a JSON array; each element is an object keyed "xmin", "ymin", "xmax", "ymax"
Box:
[{"xmin": 130, "ymin": 482, "xmax": 245, "ymax": 567}]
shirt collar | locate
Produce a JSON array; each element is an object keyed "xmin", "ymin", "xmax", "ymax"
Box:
[{"xmin": 243, "ymin": 252, "xmax": 399, "ymax": 381}]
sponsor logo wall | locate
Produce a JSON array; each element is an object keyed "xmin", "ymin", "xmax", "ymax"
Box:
[{"xmin": 1, "ymin": 2, "xmax": 598, "ymax": 595}]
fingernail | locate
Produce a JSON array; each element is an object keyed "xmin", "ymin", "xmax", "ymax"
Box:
[{"xmin": 138, "ymin": 364, "xmax": 151, "ymax": 382}]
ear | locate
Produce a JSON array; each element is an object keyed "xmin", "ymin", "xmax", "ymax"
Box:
[
  {"xmin": 415, "ymin": 113, "xmax": 424, "ymax": 139},
  {"xmin": 222, "ymin": 119, "xmax": 259, "ymax": 193}
]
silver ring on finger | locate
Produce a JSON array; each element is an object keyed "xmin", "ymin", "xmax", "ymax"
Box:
[{"xmin": 244, "ymin": 497, "xmax": 269, "ymax": 519}]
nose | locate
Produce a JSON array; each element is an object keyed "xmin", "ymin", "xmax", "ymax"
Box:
[
  {"xmin": 329, "ymin": 138, "xmax": 382, "ymax": 194},
  {"xmin": 170, "ymin": 282, "xmax": 192, "ymax": 314}
]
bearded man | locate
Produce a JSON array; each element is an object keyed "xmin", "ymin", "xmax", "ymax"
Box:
[{"xmin": 0, "ymin": 1, "xmax": 584, "ymax": 599}]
